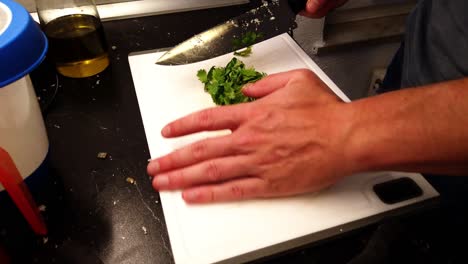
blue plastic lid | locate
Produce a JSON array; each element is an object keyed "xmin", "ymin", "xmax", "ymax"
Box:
[{"xmin": 0, "ymin": 0, "xmax": 48, "ymax": 88}]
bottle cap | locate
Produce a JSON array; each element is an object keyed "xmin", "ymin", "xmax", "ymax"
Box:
[{"xmin": 0, "ymin": 0, "xmax": 48, "ymax": 88}]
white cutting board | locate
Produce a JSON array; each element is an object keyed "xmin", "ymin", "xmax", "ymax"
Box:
[{"xmin": 129, "ymin": 33, "xmax": 439, "ymax": 264}]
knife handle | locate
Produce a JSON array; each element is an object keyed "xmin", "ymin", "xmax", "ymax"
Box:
[{"xmin": 288, "ymin": 0, "xmax": 308, "ymax": 14}]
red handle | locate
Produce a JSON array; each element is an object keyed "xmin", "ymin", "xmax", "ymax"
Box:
[
  {"xmin": 0, "ymin": 147, "xmax": 47, "ymax": 235},
  {"xmin": 0, "ymin": 244, "xmax": 10, "ymax": 264}
]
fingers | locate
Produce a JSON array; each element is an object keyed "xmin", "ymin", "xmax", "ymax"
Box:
[
  {"xmin": 152, "ymin": 156, "xmax": 253, "ymax": 190},
  {"xmin": 301, "ymin": 0, "xmax": 347, "ymax": 18},
  {"xmin": 306, "ymin": 0, "xmax": 328, "ymax": 14},
  {"xmin": 162, "ymin": 104, "xmax": 249, "ymax": 138},
  {"xmin": 162, "ymin": 69, "xmax": 325, "ymax": 138},
  {"xmin": 299, "ymin": 0, "xmax": 329, "ymax": 18},
  {"xmin": 181, "ymin": 177, "xmax": 267, "ymax": 203},
  {"xmin": 241, "ymin": 71, "xmax": 295, "ymax": 98},
  {"xmin": 147, "ymin": 135, "xmax": 235, "ymax": 175}
]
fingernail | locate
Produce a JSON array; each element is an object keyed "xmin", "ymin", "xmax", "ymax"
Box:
[
  {"xmin": 183, "ymin": 190, "xmax": 200, "ymax": 202},
  {"xmin": 154, "ymin": 175, "xmax": 169, "ymax": 188},
  {"xmin": 161, "ymin": 125, "xmax": 171, "ymax": 137},
  {"xmin": 241, "ymin": 83, "xmax": 252, "ymax": 92},
  {"xmin": 307, "ymin": 0, "xmax": 317, "ymax": 9},
  {"xmin": 147, "ymin": 160, "xmax": 159, "ymax": 175}
]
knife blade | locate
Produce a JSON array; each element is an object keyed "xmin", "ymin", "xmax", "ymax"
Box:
[{"xmin": 155, "ymin": 0, "xmax": 307, "ymax": 65}]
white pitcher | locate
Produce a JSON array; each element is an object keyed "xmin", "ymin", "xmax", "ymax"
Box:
[{"xmin": 0, "ymin": 0, "xmax": 49, "ymax": 235}]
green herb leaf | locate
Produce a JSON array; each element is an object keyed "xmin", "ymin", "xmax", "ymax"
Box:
[
  {"xmin": 233, "ymin": 46, "xmax": 252, "ymax": 57},
  {"xmin": 233, "ymin": 32, "xmax": 263, "ymax": 49},
  {"xmin": 197, "ymin": 69, "xmax": 208, "ymax": 83},
  {"xmin": 232, "ymin": 32, "xmax": 263, "ymax": 57},
  {"xmin": 197, "ymin": 57, "xmax": 267, "ymax": 105}
]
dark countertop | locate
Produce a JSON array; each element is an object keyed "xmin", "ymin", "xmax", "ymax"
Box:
[{"xmin": 2, "ymin": 2, "xmax": 468, "ymax": 264}]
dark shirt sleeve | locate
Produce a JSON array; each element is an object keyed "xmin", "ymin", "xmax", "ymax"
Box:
[{"xmin": 401, "ymin": 0, "xmax": 468, "ymax": 88}]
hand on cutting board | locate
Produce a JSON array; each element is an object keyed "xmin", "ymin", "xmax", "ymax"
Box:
[
  {"xmin": 147, "ymin": 69, "xmax": 356, "ymax": 203},
  {"xmin": 300, "ymin": 0, "xmax": 348, "ymax": 18}
]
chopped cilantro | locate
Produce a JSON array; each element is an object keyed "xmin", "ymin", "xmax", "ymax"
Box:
[
  {"xmin": 233, "ymin": 32, "xmax": 263, "ymax": 57},
  {"xmin": 197, "ymin": 57, "xmax": 267, "ymax": 105}
]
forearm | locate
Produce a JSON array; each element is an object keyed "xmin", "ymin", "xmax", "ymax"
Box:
[{"xmin": 347, "ymin": 77, "xmax": 468, "ymax": 175}]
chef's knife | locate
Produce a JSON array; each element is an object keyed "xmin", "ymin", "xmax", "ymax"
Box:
[{"xmin": 155, "ymin": 0, "xmax": 307, "ymax": 65}]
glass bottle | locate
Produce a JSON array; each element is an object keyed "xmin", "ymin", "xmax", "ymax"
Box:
[{"xmin": 35, "ymin": 0, "xmax": 110, "ymax": 78}]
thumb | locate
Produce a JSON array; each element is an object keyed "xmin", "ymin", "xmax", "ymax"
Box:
[
  {"xmin": 242, "ymin": 71, "xmax": 293, "ymax": 98},
  {"xmin": 302, "ymin": 0, "xmax": 341, "ymax": 18},
  {"xmin": 306, "ymin": 0, "xmax": 328, "ymax": 14}
]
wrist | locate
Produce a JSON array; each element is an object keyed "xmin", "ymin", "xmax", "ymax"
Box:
[
  {"xmin": 330, "ymin": 101, "xmax": 370, "ymax": 177},
  {"xmin": 344, "ymin": 101, "xmax": 380, "ymax": 174},
  {"xmin": 340, "ymin": 78, "xmax": 468, "ymax": 177},
  {"xmin": 342, "ymin": 95, "xmax": 401, "ymax": 175}
]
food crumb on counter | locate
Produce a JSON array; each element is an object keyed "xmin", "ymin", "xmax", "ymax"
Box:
[
  {"xmin": 142, "ymin": 226, "xmax": 148, "ymax": 235},
  {"xmin": 38, "ymin": 204, "xmax": 46, "ymax": 212},
  {"xmin": 97, "ymin": 152, "xmax": 108, "ymax": 159},
  {"xmin": 126, "ymin": 177, "xmax": 136, "ymax": 185}
]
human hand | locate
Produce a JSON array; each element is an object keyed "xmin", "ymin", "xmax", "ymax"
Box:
[
  {"xmin": 299, "ymin": 0, "xmax": 348, "ymax": 18},
  {"xmin": 147, "ymin": 69, "xmax": 356, "ymax": 204}
]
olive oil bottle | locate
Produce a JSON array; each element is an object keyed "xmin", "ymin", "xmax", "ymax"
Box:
[{"xmin": 36, "ymin": 0, "xmax": 109, "ymax": 78}]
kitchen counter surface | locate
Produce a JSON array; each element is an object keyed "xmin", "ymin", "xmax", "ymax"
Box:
[{"xmin": 1, "ymin": 2, "xmax": 468, "ymax": 264}]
